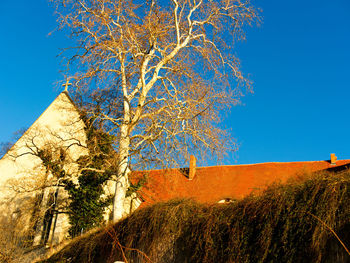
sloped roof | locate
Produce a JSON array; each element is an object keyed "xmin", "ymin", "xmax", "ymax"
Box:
[
  {"xmin": 133, "ymin": 159, "xmax": 350, "ymax": 206},
  {"xmin": 0, "ymin": 91, "xmax": 80, "ymax": 160},
  {"xmin": 0, "ymin": 91, "xmax": 87, "ymax": 196}
]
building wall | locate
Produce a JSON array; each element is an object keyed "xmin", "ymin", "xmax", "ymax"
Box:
[{"xmin": 0, "ymin": 92, "xmax": 88, "ymax": 245}]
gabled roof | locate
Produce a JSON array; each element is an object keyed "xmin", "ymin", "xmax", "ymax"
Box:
[
  {"xmin": 133, "ymin": 159, "xmax": 350, "ymax": 206},
  {"xmin": 0, "ymin": 91, "xmax": 86, "ymax": 192},
  {"xmin": 0, "ymin": 91, "xmax": 80, "ymax": 160}
]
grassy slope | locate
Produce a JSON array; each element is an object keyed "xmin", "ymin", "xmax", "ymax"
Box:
[{"xmin": 39, "ymin": 170, "xmax": 350, "ymax": 263}]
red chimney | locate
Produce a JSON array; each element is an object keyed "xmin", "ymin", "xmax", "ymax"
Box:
[
  {"xmin": 189, "ymin": 155, "xmax": 196, "ymax": 180},
  {"xmin": 330, "ymin": 153, "xmax": 337, "ymax": 165}
]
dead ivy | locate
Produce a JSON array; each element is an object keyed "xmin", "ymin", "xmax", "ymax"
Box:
[{"xmin": 40, "ymin": 170, "xmax": 350, "ymax": 263}]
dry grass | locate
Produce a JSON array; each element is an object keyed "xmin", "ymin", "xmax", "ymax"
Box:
[{"xmin": 38, "ymin": 170, "xmax": 350, "ymax": 263}]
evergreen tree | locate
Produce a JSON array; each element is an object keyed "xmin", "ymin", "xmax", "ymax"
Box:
[{"xmin": 63, "ymin": 114, "xmax": 116, "ymax": 237}]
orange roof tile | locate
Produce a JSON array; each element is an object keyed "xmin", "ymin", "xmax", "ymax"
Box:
[{"xmin": 132, "ymin": 159, "xmax": 350, "ymax": 206}]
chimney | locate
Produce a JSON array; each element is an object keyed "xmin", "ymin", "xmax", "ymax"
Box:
[
  {"xmin": 330, "ymin": 153, "xmax": 337, "ymax": 165},
  {"xmin": 189, "ymin": 155, "xmax": 196, "ymax": 180}
]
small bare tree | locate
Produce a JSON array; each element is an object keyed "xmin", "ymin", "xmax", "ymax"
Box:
[
  {"xmin": 0, "ymin": 90, "xmax": 134, "ymax": 257},
  {"xmin": 52, "ymin": 0, "xmax": 260, "ymax": 221},
  {"xmin": 1, "ymin": 105, "xmax": 120, "ymax": 243}
]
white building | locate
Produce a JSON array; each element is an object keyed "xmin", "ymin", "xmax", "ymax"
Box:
[{"xmin": 0, "ymin": 91, "xmax": 88, "ymax": 245}]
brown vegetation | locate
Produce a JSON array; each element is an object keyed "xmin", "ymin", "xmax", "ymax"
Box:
[
  {"xmin": 38, "ymin": 169, "xmax": 350, "ymax": 263},
  {"xmin": 0, "ymin": 196, "xmax": 46, "ymax": 263}
]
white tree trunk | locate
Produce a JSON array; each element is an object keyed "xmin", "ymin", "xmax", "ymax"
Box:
[{"xmin": 112, "ymin": 123, "xmax": 130, "ymax": 222}]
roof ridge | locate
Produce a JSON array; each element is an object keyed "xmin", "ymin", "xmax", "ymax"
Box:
[
  {"xmin": 0, "ymin": 92, "xmax": 79, "ymax": 160},
  {"xmin": 197, "ymin": 159, "xmax": 350, "ymax": 169},
  {"xmin": 131, "ymin": 159, "xmax": 350, "ymax": 172}
]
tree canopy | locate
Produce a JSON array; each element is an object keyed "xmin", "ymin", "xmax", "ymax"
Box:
[{"xmin": 52, "ymin": 0, "xmax": 260, "ymax": 221}]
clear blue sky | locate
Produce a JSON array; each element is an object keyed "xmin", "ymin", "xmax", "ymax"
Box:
[{"xmin": 0, "ymin": 0, "xmax": 349, "ymax": 165}]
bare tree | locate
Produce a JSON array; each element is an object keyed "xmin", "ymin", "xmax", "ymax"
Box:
[
  {"xmin": 0, "ymin": 128, "xmax": 27, "ymax": 159},
  {"xmin": 1, "ymin": 105, "xmax": 121, "ymax": 243},
  {"xmin": 51, "ymin": 0, "xmax": 260, "ymax": 221}
]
